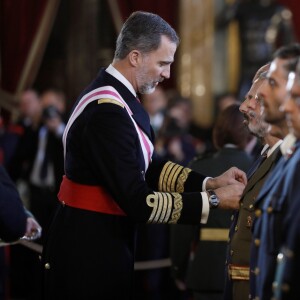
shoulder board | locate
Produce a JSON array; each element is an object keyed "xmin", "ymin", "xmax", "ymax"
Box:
[{"xmin": 97, "ymin": 98, "xmax": 124, "ymax": 108}]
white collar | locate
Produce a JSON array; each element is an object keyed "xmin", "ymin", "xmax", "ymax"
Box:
[
  {"xmin": 267, "ymin": 140, "xmax": 282, "ymax": 157},
  {"xmin": 280, "ymin": 133, "xmax": 297, "ymax": 156},
  {"xmin": 105, "ymin": 64, "xmax": 137, "ymax": 97}
]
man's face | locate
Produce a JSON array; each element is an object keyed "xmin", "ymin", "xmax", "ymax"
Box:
[
  {"xmin": 239, "ymin": 77, "xmax": 269, "ymax": 137},
  {"xmin": 136, "ymin": 35, "xmax": 177, "ymax": 94},
  {"xmin": 282, "ymin": 72, "xmax": 300, "ymax": 139},
  {"xmin": 259, "ymin": 58, "xmax": 289, "ymax": 126},
  {"xmin": 19, "ymin": 90, "xmax": 40, "ymax": 118}
]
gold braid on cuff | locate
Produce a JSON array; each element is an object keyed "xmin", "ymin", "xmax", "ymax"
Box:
[{"xmin": 158, "ymin": 161, "xmax": 191, "ymax": 193}]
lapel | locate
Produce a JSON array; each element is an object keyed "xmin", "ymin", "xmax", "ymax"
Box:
[
  {"xmin": 254, "ymin": 149, "xmax": 285, "ymax": 206},
  {"xmin": 242, "ymin": 146, "xmax": 281, "ymax": 196},
  {"xmin": 101, "ymin": 70, "xmax": 154, "ymax": 142}
]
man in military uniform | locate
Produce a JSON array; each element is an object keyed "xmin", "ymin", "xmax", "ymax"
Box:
[
  {"xmin": 250, "ymin": 44, "xmax": 300, "ymax": 300},
  {"xmin": 170, "ymin": 104, "xmax": 254, "ymax": 300},
  {"xmin": 273, "ymin": 57, "xmax": 300, "ymax": 300},
  {"xmin": 224, "ymin": 63, "xmax": 282, "ymax": 300},
  {"xmin": 41, "ymin": 11, "xmax": 246, "ymax": 300}
]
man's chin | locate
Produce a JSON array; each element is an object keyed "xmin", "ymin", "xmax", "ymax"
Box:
[{"xmin": 140, "ymin": 87, "xmax": 156, "ymax": 95}]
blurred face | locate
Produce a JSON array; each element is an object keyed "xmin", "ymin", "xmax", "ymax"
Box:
[
  {"xmin": 259, "ymin": 58, "xmax": 289, "ymax": 126},
  {"xmin": 142, "ymin": 87, "xmax": 167, "ymax": 115},
  {"xmin": 282, "ymin": 72, "xmax": 300, "ymax": 139},
  {"xmin": 239, "ymin": 77, "xmax": 269, "ymax": 138},
  {"xmin": 136, "ymin": 36, "xmax": 177, "ymax": 94},
  {"xmin": 40, "ymin": 91, "xmax": 65, "ymax": 113},
  {"xmin": 19, "ymin": 90, "xmax": 41, "ymax": 118}
]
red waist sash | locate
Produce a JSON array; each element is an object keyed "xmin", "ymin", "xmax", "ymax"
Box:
[{"xmin": 58, "ymin": 175, "xmax": 126, "ymax": 216}]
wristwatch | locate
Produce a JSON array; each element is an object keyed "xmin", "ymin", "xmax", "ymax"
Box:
[{"xmin": 207, "ymin": 190, "xmax": 220, "ymax": 209}]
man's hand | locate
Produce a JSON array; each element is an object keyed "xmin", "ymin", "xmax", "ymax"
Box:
[
  {"xmin": 206, "ymin": 167, "xmax": 247, "ymax": 190},
  {"xmin": 24, "ymin": 217, "xmax": 42, "ymax": 240},
  {"xmin": 214, "ymin": 183, "xmax": 245, "ymax": 210}
]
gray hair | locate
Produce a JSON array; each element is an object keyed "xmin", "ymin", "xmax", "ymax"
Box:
[{"xmin": 114, "ymin": 11, "xmax": 179, "ymax": 60}]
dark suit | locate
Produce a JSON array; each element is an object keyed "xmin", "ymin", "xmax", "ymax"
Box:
[
  {"xmin": 171, "ymin": 147, "xmax": 253, "ymax": 300},
  {"xmin": 0, "ymin": 166, "xmax": 27, "ymax": 300},
  {"xmin": 250, "ymin": 141, "xmax": 300, "ymax": 300},
  {"xmin": 224, "ymin": 145, "xmax": 281, "ymax": 300},
  {"xmin": 42, "ymin": 67, "xmax": 210, "ymax": 300},
  {"xmin": 0, "ymin": 165, "xmax": 27, "ymax": 241}
]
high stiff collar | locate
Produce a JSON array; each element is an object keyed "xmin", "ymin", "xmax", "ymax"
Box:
[
  {"xmin": 96, "ymin": 68, "xmax": 153, "ymax": 142},
  {"xmin": 105, "ymin": 64, "xmax": 137, "ymax": 98}
]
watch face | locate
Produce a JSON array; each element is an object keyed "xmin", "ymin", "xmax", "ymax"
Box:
[{"xmin": 209, "ymin": 195, "xmax": 219, "ymax": 208}]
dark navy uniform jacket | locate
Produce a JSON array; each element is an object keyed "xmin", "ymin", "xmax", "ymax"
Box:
[
  {"xmin": 42, "ymin": 68, "xmax": 209, "ymax": 300},
  {"xmin": 0, "ymin": 165, "xmax": 27, "ymax": 242},
  {"xmin": 273, "ymin": 196, "xmax": 300, "ymax": 300},
  {"xmin": 250, "ymin": 141, "xmax": 300, "ymax": 300}
]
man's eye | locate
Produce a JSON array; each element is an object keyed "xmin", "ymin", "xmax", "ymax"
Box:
[{"xmin": 268, "ymin": 78, "xmax": 276, "ymax": 88}]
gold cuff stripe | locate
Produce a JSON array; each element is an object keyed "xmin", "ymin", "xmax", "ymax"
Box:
[
  {"xmin": 146, "ymin": 192, "xmax": 173, "ymax": 224},
  {"xmin": 146, "ymin": 193, "xmax": 159, "ymax": 223},
  {"xmin": 159, "ymin": 161, "xmax": 173, "ymax": 191},
  {"xmin": 153, "ymin": 192, "xmax": 164, "ymax": 223},
  {"xmin": 163, "ymin": 193, "xmax": 173, "ymax": 223},
  {"xmin": 159, "ymin": 161, "xmax": 187, "ymax": 192},
  {"xmin": 228, "ymin": 265, "xmax": 250, "ymax": 280},
  {"xmin": 97, "ymin": 98, "xmax": 125, "ymax": 108},
  {"xmin": 169, "ymin": 164, "xmax": 183, "ymax": 192},
  {"xmin": 176, "ymin": 167, "xmax": 192, "ymax": 193},
  {"xmin": 168, "ymin": 193, "xmax": 183, "ymax": 224},
  {"xmin": 158, "ymin": 193, "xmax": 168, "ymax": 223},
  {"xmin": 200, "ymin": 228, "xmax": 229, "ymax": 241}
]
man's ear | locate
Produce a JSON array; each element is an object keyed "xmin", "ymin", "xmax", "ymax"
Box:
[{"xmin": 128, "ymin": 50, "xmax": 141, "ymax": 67}]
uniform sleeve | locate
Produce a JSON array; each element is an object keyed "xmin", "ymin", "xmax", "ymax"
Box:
[
  {"xmin": 81, "ymin": 103, "xmax": 209, "ymax": 225},
  {"xmin": 0, "ymin": 166, "xmax": 27, "ymax": 242}
]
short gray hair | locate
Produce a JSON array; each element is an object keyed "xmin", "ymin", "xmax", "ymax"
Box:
[{"xmin": 114, "ymin": 11, "xmax": 179, "ymax": 60}]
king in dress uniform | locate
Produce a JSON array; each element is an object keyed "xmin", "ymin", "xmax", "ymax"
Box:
[{"xmin": 41, "ymin": 11, "xmax": 245, "ymax": 300}]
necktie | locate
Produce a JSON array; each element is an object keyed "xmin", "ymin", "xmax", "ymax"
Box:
[{"xmin": 246, "ymin": 149, "xmax": 268, "ymax": 179}]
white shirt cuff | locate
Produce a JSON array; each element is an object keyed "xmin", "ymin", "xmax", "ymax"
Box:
[
  {"xmin": 200, "ymin": 192, "xmax": 209, "ymax": 224},
  {"xmin": 202, "ymin": 177, "xmax": 212, "ymax": 191}
]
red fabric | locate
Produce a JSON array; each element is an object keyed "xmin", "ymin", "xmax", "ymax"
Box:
[
  {"xmin": 0, "ymin": 0, "xmax": 48, "ymax": 92},
  {"xmin": 58, "ymin": 175, "xmax": 126, "ymax": 216}
]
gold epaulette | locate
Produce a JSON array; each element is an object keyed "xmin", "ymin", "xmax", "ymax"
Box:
[{"xmin": 98, "ymin": 98, "xmax": 124, "ymax": 108}]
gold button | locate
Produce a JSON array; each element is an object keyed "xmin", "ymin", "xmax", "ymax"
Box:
[
  {"xmin": 235, "ymin": 225, "xmax": 238, "ymax": 231},
  {"xmin": 249, "ymin": 204, "xmax": 254, "ymax": 209},
  {"xmin": 45, "ymin": 263, "xmax": 51, "ymax": 270},
  {"xmin": 231, "ymin": 215, "xmax": 234, "ymax": 221},
  {"xmin": 230, "ymin": 250, "xmax": 234, "ymax": 255},
  {"xmin": 255, "ymin": 209, "xmax": 262, "ymax": 217},
  {"xmin": 267, "ymin": 207, "xmax": 273, "ymax": 213},
  {"xmin": 254, "ymin": 267, "xmax": 260, "ymax": 275},
  {"xmin": 254, "ymin": 239, "xmax": 260, "ymax": 246}
]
